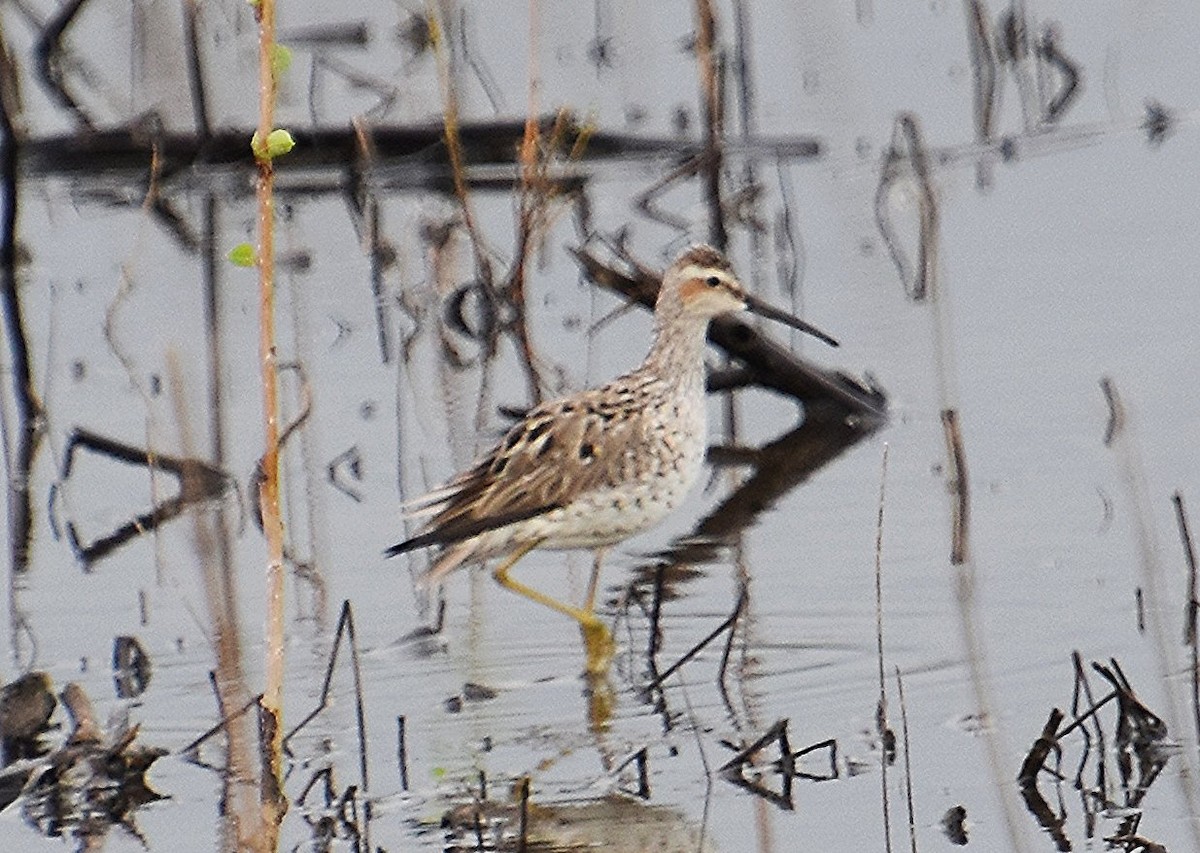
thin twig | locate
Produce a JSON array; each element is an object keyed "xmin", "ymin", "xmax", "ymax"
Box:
[
  {"xmin": 1173, "ymin": 492, "xmax": 1200, "ymax": 748},
  {"xmin": 941, "ymin": 409, "xmax": 970, "ymax": 564},
  {"xmin": 875, "ymin": 444, "xmax": 893, "ymax": 853},
  {"xmin": 516, "ymin": 775, "xmax": 531, "ymax": 853},
  {"xmin": 283, "ymin": 601, "xmax": 371, "ymax": 800},
  {"xmin": 428, "ymin": 3, "xmax": 491, "ymax": 282},
  {"xmin": 1100, "ymin": 376, "xmax": 1124, "ymax": 446},
  {"xmin": 895, "ymin": 667, "xmax": 917, "ymax": 853},
  {"xmin": 1055, "ymin": 690, "xmax": 1118, "ymax": 742},
  {"xmin": 180, "ymin": 691, "xmax": 263, "ymax": 761},
  {"xmin": 253, "ymin": 0, "xmax": 286, "ymax": 831},
  {"xmin": 647, "ymin": 584, "xmax": 746, "ymax": 690},
  {"xmin": 397, "ymin": 715, "xmax": 409, "ymax": 791},
  {"xmin": 504, "ymin": 1, "xmax": 550, "ymax": 404}
]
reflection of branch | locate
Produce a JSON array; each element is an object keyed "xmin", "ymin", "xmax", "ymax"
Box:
[
  {"xmin": 656, "ymin": 405, "xmax": 881, "ymax": 569},
  {"xmin": 717, "ymin": 718, "xmax": 797, "ymax": 811},
  {"xmin": 1017, "ymin": 754, "xmax": 1071, "ymax": 850},
  {"xmin": 875, "ymin": 113, "xmax": 939, "ymax": 302},
  {"xmin": 327, "ymin": 446, "xmax": 364, "ymax": 503},
  {"xmin": 250, "ymin": 361, "xmax": 312, "ymax": 532},
  {"xmin": 1174, "ymin": 492, "xmax": 1200, "ymax": 751},
  {"xmin": 1037, "ymin": 25, "xmax": 1080, "ymax": 124},
  {"xmin": 646, "ymin": 585, "xmax": 746, "ymax": 690},
  {"xmin": 1019, "ymin": 655, "xmax": 1174, "ymax": 850},
  {"xmin": 282, "ymin": 601, "xmax": 369, "ymax": 796},
  {"xmin": 0, "ymin": 58, "xmax": 37, "ymax": 431},
  {"xmin": 964, "ymin": 1, "xmax": 997, "ymax": 145},
  {"xmin": 181, "ymin": 0, "xmax": 210, "ymax": 137},
  {"xmin": 55, "ymin": 428, "xmax": 230, "ymax": 568},
  {"xmin": 1092, "ymin": 659, "xmax": 1167, "ymax": 752},
  {"xmin": 635, "ymin": 156, "xmax": 703, "ymax": 232},
  {"xmin": 16, "ymin": 121, "xmax": 818, "ymax": 184},
  {"xmin": 1017, "ymin": 708, "xmax": 1063, "ymax": 786},
  {"xmin": 1100, "ymin": 376, "xmax": 1124, "ymax": 446},
  {"xmin": 32, "ymin": 0, "xmax": 94, "ymax": 130},
  {"xmin": 0, "ymin": 25, "xmax": 43, "ymax": 582}
]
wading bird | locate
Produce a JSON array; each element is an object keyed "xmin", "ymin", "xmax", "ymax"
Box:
[{"xmin": 386, "ymin": 245, "xmax": 837, "ymax": 672}]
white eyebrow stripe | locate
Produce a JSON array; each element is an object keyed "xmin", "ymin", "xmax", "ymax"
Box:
[{"xmin": 678, "ymin": 264, "xmax": 731, "ymax": 281}]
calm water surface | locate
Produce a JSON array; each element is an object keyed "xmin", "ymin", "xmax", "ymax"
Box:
[{"xmin": 1, "ymin": 1, "xmax": 1198, "ymax": 851}]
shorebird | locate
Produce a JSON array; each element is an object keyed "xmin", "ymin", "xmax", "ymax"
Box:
[{"xmin": 386, "ymin": 245, "xmax": 837, "ymax": 672}]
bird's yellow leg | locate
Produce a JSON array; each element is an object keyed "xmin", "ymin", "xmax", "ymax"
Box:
[
  {"xmin": 579, "ymin": 619, "xmax": 615, "ymax": 675},
  {"xmin": 578, "ymin": 548, "xmax": 614, "ymax": 673},
  {"xmin": 492, "ymin": 539, "xmax": 593, "ymax": 623},
  {"xmin": 492, "ymin": 541, "xmax": 614, "ymax": 674},
  {"xmin": 583, "ymin": 547, "xmax": 608, "ymax": 612}
]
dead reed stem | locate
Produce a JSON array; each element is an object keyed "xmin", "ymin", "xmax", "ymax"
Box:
[
  {"xmin": 895, "ymin": 667, "xmax": 918, "ymax": 853},
  {"xmin": 0, "ymin": 27, "xmax": 44, "ymax": 580},
  {"xmin": 874, "ymin": 443, "xmax": 893, "ymax": 853},
  {"xmin": 938, "ymin": 413, "xmax": 1026, "ymax": 850},
  {"xmin": 397, "ymin": 716, "xmax": 409, "ymax": 790},
  {"xmin": 168, "ymin": 353, "xmax": 261, "ymax": 849},
  {"xmin": 254, "ymin": 0, "xmax": 287, "ymax": 839},
  {"xmin": 940, "ymin": 409, "xmax": 970, "ymax": 564},
  {"xmin": 1173, "ymin": 492, "xmax": 1200, "ymax": 748},
  {"xmin": 428, "ymin": 3, "xmax": 489, "ymax": 275},
  {"xmin": 508, "ymin": 0, "xmax": 546, "ymax": 403},
  {"xmin": 693, "ymin": 0, "xmax": 727, "ymax": 249},
  {"xmin": 1102, "ymin": 379, "xmax": 1200, "ymax": 844}
]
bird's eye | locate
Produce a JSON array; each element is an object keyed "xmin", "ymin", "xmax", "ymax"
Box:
[{"xmin": 705, "ymin": 275, "xmax": 721, "ymax": 287}]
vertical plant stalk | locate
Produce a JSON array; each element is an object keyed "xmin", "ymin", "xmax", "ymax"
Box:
[
  {"xmin": 428, "ymin": 4, "xmax": 488, "ymax": 274},
  {"xmin": 0, "ymin": 23, "xmax": 44, "ymax": 585},
  {"xmin": 1174, "ymin": 492, "xmax": 1200, "ymax": 749},
  {"xmin": 693, "ymin": 0, "xmax": 727, "ymax": 250},
  {"xmin": 874, "ymin": 444, "xmax": 893, "ymax": 853},
  {"xmin": 168, "ymin": 353, "xmax": 261, "ymax": 850},
  {"xmin": 254, "ymin": 0, "xmax": 287, "ymax": 834},
  {"xmin": 427, "ymin": 3, "xmax": 504, "ymax": 428},
  {"xmin": 509, "ymin": 0, "xmax": 547, "ymax": 404}
]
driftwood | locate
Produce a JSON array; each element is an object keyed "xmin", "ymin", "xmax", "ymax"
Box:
[
  {"xmin": 0, "ymin": 679, "xmax": 165, "ymax": 843},
  {"xmin": 0, "ymin": 672, "xmax": 55, "ymax": 745}
]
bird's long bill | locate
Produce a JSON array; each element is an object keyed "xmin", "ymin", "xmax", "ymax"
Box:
[{"xmin": 742, "ymin": 293, "xmax": 840, "ymax": 347}]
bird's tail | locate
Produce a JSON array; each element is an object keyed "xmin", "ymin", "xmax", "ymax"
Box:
[
  {"xmin": 414, "ymin": 541, "xmax": 475, "ymax": 589},
  {"xmin": 399, "ymin": 485, "xmax": 456, "ymax": 518}
]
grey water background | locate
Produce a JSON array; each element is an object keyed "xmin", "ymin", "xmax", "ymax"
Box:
[{"xmin": 2, "ymin": 0, "xmax": 1199, "ymax": 850}]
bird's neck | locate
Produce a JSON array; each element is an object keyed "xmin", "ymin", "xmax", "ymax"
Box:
[{"xmin": 643, "ymin": 313, "xmax": 712, "ymax": 387}]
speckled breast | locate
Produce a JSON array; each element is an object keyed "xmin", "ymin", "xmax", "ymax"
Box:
[{"xmin": 528, "ymin": 374, "xmax": 709, "ymax": 550}]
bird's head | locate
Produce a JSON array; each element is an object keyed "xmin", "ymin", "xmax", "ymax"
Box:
[
  {"xmin": 666, "ymin": 245, "xmax": 749, "ymax": 320},
  {"xmin": 659, "ymin": 244, "xmax": 839, "ymax": 346}
]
